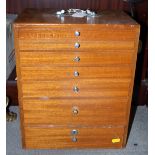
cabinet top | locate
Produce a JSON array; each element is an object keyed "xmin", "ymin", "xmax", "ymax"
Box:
[{"xmin": 14, "ymin": 8, "xmax": 139, "ymax": 26}]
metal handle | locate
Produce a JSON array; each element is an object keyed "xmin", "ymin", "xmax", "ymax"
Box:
[
  {"xmin": 73, "ymin": 86, "xmax": 79, "ymax": 93},
  {"xmin": 74, "ymin": 56, "xmax": 80, "ymax": 62},
  {"xmin": 72, "ymin": 137, "xmax": 77, "ymax": 142},
  {"xmin": 74, "ymin": 71, "xmax": 79, "ymax": 77},
  {"xmin": 72, "ymin": 107, "xmax": 79, "ymax": 115},
  {"xmin": 71, "ymin": 129, "xmax": 78, "ymax": 135},
  {"xmin": 75, "ymin": 31, "xmax": 80, "ymax": 36},
  {"xmin": 74, "ymin": 42, "xmax": 80, "ymax": 48}
]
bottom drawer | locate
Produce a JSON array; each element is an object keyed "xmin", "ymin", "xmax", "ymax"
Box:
[{"xmin": 24, "ymin": 126, "xmax": 125, "ymax": 149}]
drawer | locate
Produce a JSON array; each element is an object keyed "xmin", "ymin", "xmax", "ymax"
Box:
[
  {"xmin": 19, "ymin": 51, "xmax": 134, "ymax": 66},
  {"xmin": 21, "ymin": 79, "xmax": 131, "ymax": 98},
  {"xmin": 18, "ymin": 40, "xmax": 135, "ymax": 51},
  {"xmin": 24, "ymin": 126, "xmax": 125, "ymax": 148},
  {"xmin": 23, "ymin": 98, "xmax": 128, "ymax": 111},
  {"xmin": 18, "ymin": 26, "xmax": 138, "ymax": 42},
  {"xmin": 22, "ymin": 98, "xmax": 128, "ymax": 125},
  {"xmin": 19, "ymin": 66, "xmax": 133, "ymax": 80}
]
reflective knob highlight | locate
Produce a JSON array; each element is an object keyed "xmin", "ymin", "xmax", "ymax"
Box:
[
  {"xmin": 73, "ymin": 86, "xmax": 79, "ymax": 93},
  {"xmin": 74, "ymin": 42, "xmax": 80, "ymax": 48},
  {"xmin": 74, "ymin": 56, "xmax": 80, "ymax": 62},
  {"xmin": 74, "ymin": 71, "xmax": 79, "ymax": 77},
  {"xmin": 75, "ymin": 31, "xmax": 80, "ymax": 36}
]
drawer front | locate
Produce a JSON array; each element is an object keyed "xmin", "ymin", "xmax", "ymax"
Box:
[
  {"xmin": 21, "ymin": 79, "xmax": 130, "ymax": 98},
  {"xmin": 19, "ymin": 66, "xmax": 133, "ymax": 80},
  {"xmin": 24, "ymin": 127, "xmax": 125, "ymax": 148},
  {"xmin": 19, "ymin": 51, "xmax": 134, "ymax": 66},
  {"xmin": 18, "ymin": 40, "xmax": 135, "ymax": 51},
  {"xmin": 22, "ymin": 98, "xmax": 127, "ymax": 125},
  {"xmin": 22, "ymin": 98, "xmax": 128, "ymax": 111},
  {"xmin": 18, "ymin": 26, "xmax": 137, "ymax": 42}
]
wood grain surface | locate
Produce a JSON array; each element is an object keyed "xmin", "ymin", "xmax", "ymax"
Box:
[
  {"xmin": 19, "ymin": 51, "xmax": 134, "ymax": 66},
  {"xmin": 18, "ymin": 40, "xmax": 135, "ymax": 51},
  {"xmin": 24, "ymin": 126, "xmax": 124, "ymax": 149},
  {"xmin": 22, "ymin": 98, "xmax": 127, "ymax": 125},
  {"xmin": 21, "ymin": 78, "xmax": 130, "ymax": 98},
  {"xmin": 13, "ymin": 9, "xmax": 140, "ymax": 149},
  {"xmin": 22, "ymin": 98, "xmax": 128, "ymax": 111},
  {"xmin": 19, "ymin": 66, "xmax": 133, "ymax": 80},
  {"xmin": 18, "ymin": 26, "xmax": 137, "ymax": 41}
]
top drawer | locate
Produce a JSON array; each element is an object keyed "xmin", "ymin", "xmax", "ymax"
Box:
[{"xmin": 18, "ymin": 26, "xmax": 138, "ymax": 42}]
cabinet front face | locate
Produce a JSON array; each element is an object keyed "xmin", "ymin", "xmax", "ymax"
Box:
[{"xmin": 14, "ymin": 14, "xmax": 140, "ymax": 149}]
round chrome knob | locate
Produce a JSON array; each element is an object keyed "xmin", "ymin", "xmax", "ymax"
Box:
[
  {"xmin": 74, "ymin": 42, "xmax": 80, "ymax": 48},
  {"xmin": 73, "ymin": 86, "xmax": 79, "ymax": 93},
  {"xmin": 74, "ymin": 71, "xmax": 79, "ymax": 77},
  {"xmin": 71, "ymin": 129, "xmax": 78, "ymax": 135},
  {"xmin": 75, "ymin": 31, "xmax": 80, "ymax": 36},
  {"xmin": 74, "ymin": 56, "xmax": 80, "ymax": 62},
  {"xmin": 72, "ymin": 107, "xmax": 79, "ymax": 115}
]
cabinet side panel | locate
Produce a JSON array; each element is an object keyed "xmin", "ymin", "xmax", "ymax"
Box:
[{"xmin": 123, "ymin": 26, "xmax": 140, "ymax": 147}]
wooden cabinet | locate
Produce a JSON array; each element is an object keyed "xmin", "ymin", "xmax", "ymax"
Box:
[{"xmin": 13, "ymin": 9, "xmax": 140, "ymax": 149}]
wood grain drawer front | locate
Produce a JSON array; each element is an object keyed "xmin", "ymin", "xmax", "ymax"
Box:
[
  {"xmin": 21, "ymin": 79, "xmax": 131, "ymax": 98},
  {"xmin": 18, "ymin": 40, "xmax": 135, "ymax": 51},
  {"xmin": 24, "ymin": 127, "xmax": 124, "ymax": 148},
  {"xmin": 18, "ymin": 27, "xmax": 138, "ymax": 42},
  {"xmin": 20, "ymin": 66, "xmax": 133, "ymax": 81},
  {"xmin": 23, "ymin": 98, "xmax": 128, "ymax": 125},
  {"xmin": 23, "ymin": 98, "xmax": 128, "ymax": 111},
  {"xmin": 19, "ymin": 51, "xmax": 134, "ymax": 66}
]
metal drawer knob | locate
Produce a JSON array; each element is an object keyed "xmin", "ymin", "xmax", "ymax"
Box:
[
  {"xmin": 74, "ymin": 56, "xmax": 80, "ymax": 62},
  {"xmin": 74, "ymin": 71, "xmax": 79, "ymax": 77},
  {"xmin": 75, "ymin": 31, "xmax": 80, "ymax": 36},
  {"xmin": 73, "ymin": 86, "xmax": 79, "ymax": 93},
  {"xmin": 75, "ymin": 42, "xmax": 80, "ymax": 48},
  {"xmin": 72, "ymin": 107, "xmax": 79, "ymax": 115},
  {"xmin": 72, "ymin": 137, "xmax": 77, "ymax": 142},
  {"xmin": 71, "ymin": 129, "xmax": 78, "ymax": 135}
]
